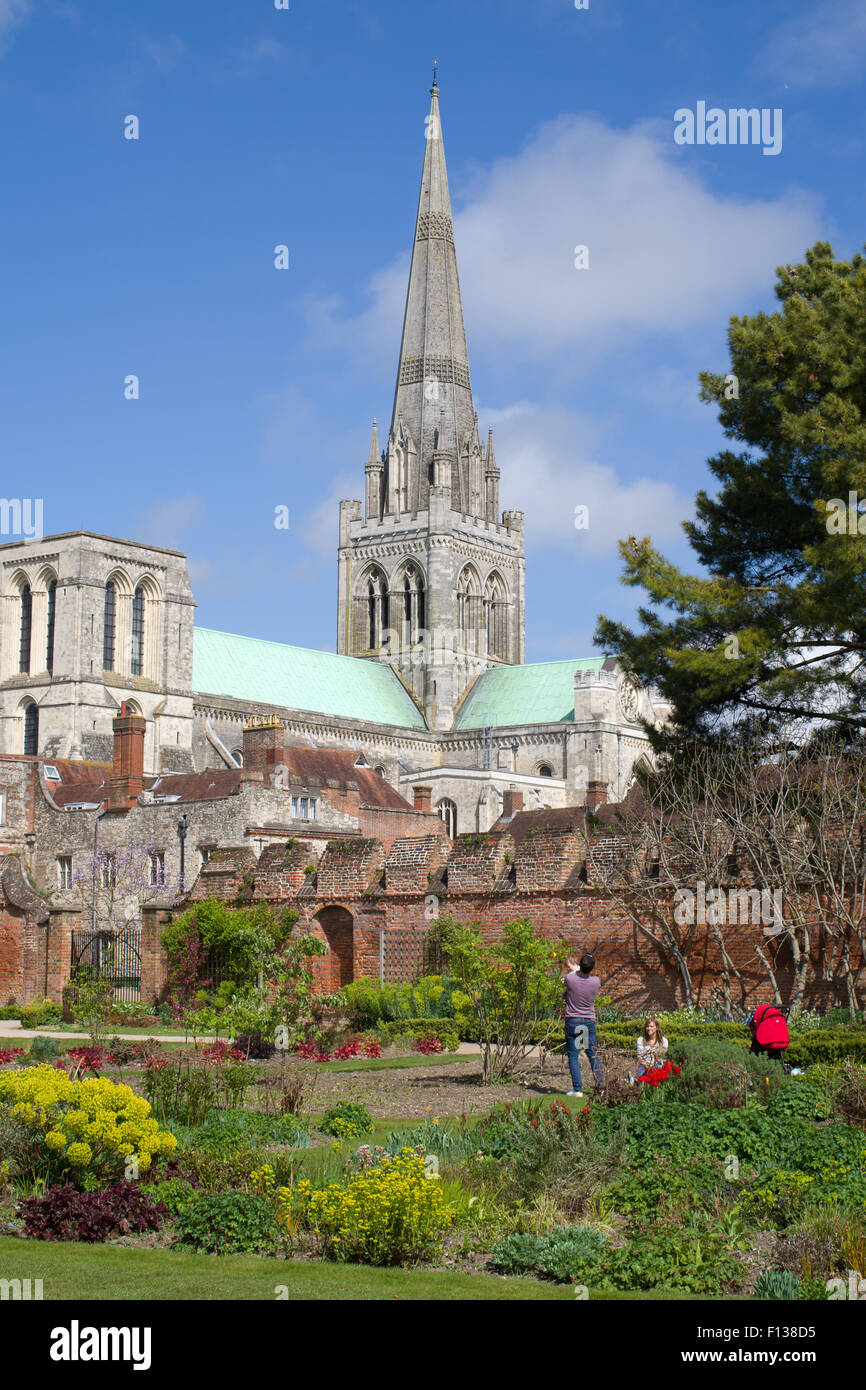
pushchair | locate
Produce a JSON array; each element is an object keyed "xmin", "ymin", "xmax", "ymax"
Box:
[{"xmin": 745, "ymin": 1004, "xmax": 792, "ymax": 1072}]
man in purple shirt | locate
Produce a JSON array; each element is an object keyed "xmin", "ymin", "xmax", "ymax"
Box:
[{"xmin": 563, "ymin": 953, "xmax": 605, "ymax": 1097}]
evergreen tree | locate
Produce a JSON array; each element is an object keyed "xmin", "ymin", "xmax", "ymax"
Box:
[{"xmin": 596, "ymin": 243, "xmax": 866, "ymax": 747}]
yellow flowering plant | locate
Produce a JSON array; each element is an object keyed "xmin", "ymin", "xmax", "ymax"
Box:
[
  {"xmin": 299, "ymin": 1147, "xmax": 455, "ymax": 1265},
  {"xmin": 0, "ymin": 1064, "xmax": 177, "ymax": 1182}
]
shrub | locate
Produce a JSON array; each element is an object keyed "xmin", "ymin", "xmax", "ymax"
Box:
[
  {"xmin": 383, "ymin": 1119, "xmax": 476, "ymax": 1161},
  {"xmin": 414, "ymin": 1037, "xmax": 444, "ymax": 1055},
  {"xmin": 0, "ymin": 1048, "xmax": 24, "ymax": 1065},
  {"xmin": 18, "ymin": 1181, "xmax": 166, "ymax": 1242},
  {"xmin": 755, "ymin": 1268, "xmax": 802, "ymax": 1300},
  {"xmin": 319, "ymin": 1101, "xmax": 374, "ymax": 1137},
  {"xmin": 378, "ymin": 1020, "xmax": 459, "ymax": 1051},
  {"xmin": 173, "ymin": 1191, "xmax": 280, "ymax": 1254},
  {"xmin": 489, "ymin": 1225, "xmax": 608, "ymax": 1282},
  {"xmin": 0, "ymin": 1005, "xmax": 22, "ymax": 1021},
  {"xmin": 179, "ymin": 1108, "xmax": 309, "ymax": 1154},
  {"xmin": 596, "ymin": 1224, "xmax": 744, "ymax": 1294},
  {"xmin": 19, "ymin": 997, "xmax": 61, "ymax": 1029},
  {"xmin": 667, "ymin": 1037, "xmax": 787, "ymax": 1108},
  {"xmin": 233, "ymin": 1033, "xmax": 276, "ymax": 1060},
  {"xmin": 0, "ymin": 1063, "xmax": 177, "ymax": 1181},
  {"xmin": 299, "ymin": 1148, "xmax": 454, "ymax": 1264},
  {"xmin": 26, "ymin": 1035, "xmax": 61, "ymax": 1063},
  {"xmin": 106, "ymin": 1036, "xmax": 139, "ymax": 1066},
  {"xmin": 139, "ymin": 1177, "xmax": 201, "ymax": 1217}
]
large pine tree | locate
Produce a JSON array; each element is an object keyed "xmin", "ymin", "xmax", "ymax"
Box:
[{"xmin": 596, "ymin": 242, "xmax": 866, "ymax": 747}]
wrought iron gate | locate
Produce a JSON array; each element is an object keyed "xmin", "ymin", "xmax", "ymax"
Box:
[{"xmin": 70, "ymin": 929, "xmax": 142, "ymax": 1003}]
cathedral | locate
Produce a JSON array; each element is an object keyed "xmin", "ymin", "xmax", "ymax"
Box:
[{"xmin": 0, "ymin": 79, "xmax": 668, "ymax": 838}]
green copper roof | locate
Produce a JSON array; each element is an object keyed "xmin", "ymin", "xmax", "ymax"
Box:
[
  {"xmin": 453, "ymin": 658, "xmax": 607, "ymax": 729},
  {"xmin": 193, "ymin": 628, "xmax": 427, "ymax": 730}
]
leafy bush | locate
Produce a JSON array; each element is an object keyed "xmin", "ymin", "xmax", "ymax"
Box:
[
  {"xmin": 106, "ymin": 1036, "xmax": 140, "ymax": 1066},
  {"xmin": 0, "ymin": 1004, "xmax": 22, "ymax": 1021},
  {"xmin": 342, "ymin": 974, "xmax": 466, "ymax": 1028},
  {"xmin": 596, "ymin": 1224, "xmax": 743, "ymax": 1294},
  {"xmin": 0, "ymin": 1047, "xmax": 24, "ymax": 1065},
  {"xmin": 489, "ymin": 1225, "xmax": 607, "ymax": 1282},
  {"xmin": 414, "ymin": 1037, "xmax": 444, "ymax": 1055},
  {"xmin": 19, "ymin": 997, "xmax": 61, "ymax": 1029},
  {"xmin": 319, "ymin": 1101, "xmax": 374, "ymax": 1137},
  {"xmin": 0, "ymin": 1063, "xmax": 177, "ymax": 1181},
  {"xmin": 139, "ymin": 1177, "xmax": 201, "ymax": 1217},
  {"xmin": 667, "ymin": 1037, "xmax": 788, "ymax": 1108},
  {"xmin": 233, "ymin": 1032, "xmax": 276, "ymax": 1060},
  {"xmin": 178, "ymin": 1108, "xmax": 309, "ymax": 1154},
  {"xmin": 299, "ymin": 1148, "xmax": 454, "ymax": 1265},
  {"xmin": 173, "ymin": 1191, "xmax": 280, "ymax": 1254},
  {"xmin": 378, "ymin": 1020, "xmax": 459, "ymax": 1051},
  {"xmin": 26, "ymin": 1035, "xmax": 61, "ymax": 1062},
  {"xmin": 755, "ymin": 1268, "xmax": 801, "ymax": 1300},
  {"xmin": 18, "ymin": 1181, "xmax": 166, "ymax": 1242}
]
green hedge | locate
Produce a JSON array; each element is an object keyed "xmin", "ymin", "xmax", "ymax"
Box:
[
  {"xmin": 377, "ymin": 1019, "xmax": 460, "ymax": 1052},
  {"xmin": 475, "ymin": 1021, "xmax": 866, "ymax": 1066}
]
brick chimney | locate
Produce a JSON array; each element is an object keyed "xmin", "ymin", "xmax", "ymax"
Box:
[
  {"xmin": 586, "ymin": 779, "xmax": 607, "ymax": 807},
  {"xmin": 242, "ymin": 719, "xmax": 284, "ymax": 769},
  {"xmin": 413, "ymin": 785, "xmax": 432, "ymax": 813},
  {"xmin": 502, "ymin": 789, "xmax": 524, "ymax": 819},
  {"xmin": 108, "ymin": 703, "xmax": 146, "ymax": 812}
]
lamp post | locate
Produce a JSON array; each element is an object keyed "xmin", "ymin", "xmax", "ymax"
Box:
[{"xmin": 177, "ymin": 814, "xmax": 189, "ymax": 893}]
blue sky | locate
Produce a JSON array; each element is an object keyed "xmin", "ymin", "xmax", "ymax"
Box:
[{"xmin": 0, "ymin": 0, "xmax": 863, "ymax": 661}]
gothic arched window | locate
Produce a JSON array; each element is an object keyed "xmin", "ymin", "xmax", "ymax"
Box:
[
  {"xmin": 131, "ymin": 586, "xmax": 145, "ymax": 675},
  {"xmin": 19, "ymin": 584, "xmax": 32, "ymax": 674},
  {"xmin": 399, "ymin": 564, "xmax": 426, "ymax": 648},
  {"xmin": 484, "ymin": 572, "xmax": 507, "ymax": 660},
  {"xmin": 437, "ymin": 798, "xmax": 457, "ymax": 839},
  {"xmin": 365, "ymin": 570, "xmax": 389, "ymax": 653},
  {"xmin": 103, "ymin": 581, "xmax": 116, "ymax": 670},
  {"xmin": 23, "ymin": 701, "xmax": 38, "ymax": 756},
  {"xmin": 46, "ymin": 579, "xmax": 57, "ymax": 674},
  {"xmin": 457, "ymin": 566, "xmax": 481, "ymax": 654}
]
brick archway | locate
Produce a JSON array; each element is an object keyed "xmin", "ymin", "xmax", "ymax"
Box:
[{"xmin": 315, "ymin": 906, "xmax": 354, "ymax": 989}]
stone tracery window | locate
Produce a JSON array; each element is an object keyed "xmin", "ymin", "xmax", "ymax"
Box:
[
  {"xmin": 457, "ymin": 565, "xmax": 482, "ymax": 654},
  {"xmin": 18, "ymin": 583, "xmax": 32, "ymax": 673},
  {"xmin": 437, "ymin": 798, "xmax": 457, "ymax": 838},
  {"xmin": 484, "ymin": 572, "xmax": 507, "ymax": 660}
]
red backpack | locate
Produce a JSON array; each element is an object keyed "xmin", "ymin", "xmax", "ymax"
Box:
[{"xmin": 752, "ymin": 1005, "xmax": 790, "ymax": 1050}]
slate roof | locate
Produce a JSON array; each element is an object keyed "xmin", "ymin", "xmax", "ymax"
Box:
[
  {"xmin": 193, "ymin": 628, "xmax": 426, "ymax": 730},
  {"xmin": 454, "ymin": 657, "xmax": 609, "ymax": 729}
]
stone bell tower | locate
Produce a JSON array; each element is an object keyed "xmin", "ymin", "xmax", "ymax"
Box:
[{"xmin": 337, "ymin": 75, "xmax": 525, "ymax": 731}]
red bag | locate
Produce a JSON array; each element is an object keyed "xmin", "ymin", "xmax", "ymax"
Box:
[{"xmin": 752, "ymin": 1005, "xmax": 790, "ymax": 1050}]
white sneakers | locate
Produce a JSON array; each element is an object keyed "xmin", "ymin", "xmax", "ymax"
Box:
[{"xmin": 566, "ymin": 1089, "xmax": 583, "ymax": 1097}]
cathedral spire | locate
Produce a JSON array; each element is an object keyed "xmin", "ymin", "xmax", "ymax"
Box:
[{"xmin": 389, "ymin": 77, "xmax": 476, "ymax": 513}]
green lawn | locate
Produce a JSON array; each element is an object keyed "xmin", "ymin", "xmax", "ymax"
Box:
[{"xmin": 0, "ymin": 1237, "xmax": 723, "ymax": 1300}]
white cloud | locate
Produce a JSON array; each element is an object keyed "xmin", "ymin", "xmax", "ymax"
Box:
[
  {"xmin": 758, "ymin": 0, "xmax": 866, "ymax": 88},
  {"xmin": 309, "ymin": 113, "xmax": 820, "ymax": 368},
  {"xmin": 0, "ymin": 0, "xmax": 32, "ymax": 49},
  {"xmin": 487, "ymin": 400, "xmax": 693, "ymax": 554}
]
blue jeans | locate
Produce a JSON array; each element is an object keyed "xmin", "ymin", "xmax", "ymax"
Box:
[{"xmin": 565, "ymin": 1017, "xmax": 604, "ymax": 1091}]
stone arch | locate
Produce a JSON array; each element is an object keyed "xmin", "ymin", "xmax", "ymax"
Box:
[
  {"xmin": 436, "ymin": 797, "xmax": 457, "ymax": 839},
  {"xmin": 103, "ymin": 569, "xmax": 133, "ymax": 674},
  {"xmin": 352, "ymin": 565, "xmax": 390, "ymax": 656},
  {"xmin": 19, "ymin": 697, "xmax": 39, "ymax": 756},
  {"xmin": 457, "ymin": 564, "xmax": 483, "ymax": 654},
  {"xmin": 484, "ymin": 570, "xmax": 508, "ymax": 660},
  {"xmin": 131, "ymin": 573, "xmax": 161, "ymax": 681},
  {"xmin": 314, "ymin": 905, "xmax": 354, "ymax": 989},
  {"xmin": 31, "ymin": 565, "xmax": 59, "ymax": 676},
  {"xmin": 393, "ymin": 560, "xmax": 426, "ymax": 650},
  {"xmin": 0, "ymin": 570, "xmax": 31, "ymax": 679}
]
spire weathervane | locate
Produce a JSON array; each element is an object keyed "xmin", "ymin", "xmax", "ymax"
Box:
[{"xmin": 431, "ymin": 59, "xmax": 438, "ymax": 91}]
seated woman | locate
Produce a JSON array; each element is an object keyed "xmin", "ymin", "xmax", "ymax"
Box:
[{"xmin": 636, "ymin": 1017, "xmax": 668, "ymax": 1076}]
